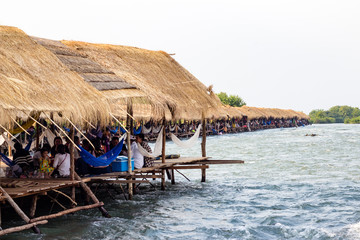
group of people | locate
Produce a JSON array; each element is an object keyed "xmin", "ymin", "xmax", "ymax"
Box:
[
  {"xmin": 9, "ymin": 128, "xmax": 155, "ymax": 178},
  {"xmin": 11, "ymin": 136, "xmax": 70, "ymax": 178}
]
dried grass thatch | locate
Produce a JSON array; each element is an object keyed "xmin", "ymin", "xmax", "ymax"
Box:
[
  {"xmin": 61, "ymin": 41, "xmax": 225, "ymax": 120},
  {"xmin": 0, "ymin": 26, "xmax": 112, "ymax": 126},
  {"xmin": 236, "ymin": 106, "xmax": 309, "ymax": 120},
  {"xmin": 33, "ymin": 37, "xmax": 165, "ymax": 120}
]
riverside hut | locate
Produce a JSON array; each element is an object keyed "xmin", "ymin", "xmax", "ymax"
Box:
[{"xmin": 0, "ymin": 26, "xmax": 114, "ymax": 236}]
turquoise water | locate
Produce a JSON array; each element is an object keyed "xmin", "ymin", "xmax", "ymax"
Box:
[{"xmin": 5, "ymin": 124, "xmax": 360, "ymax": 239}]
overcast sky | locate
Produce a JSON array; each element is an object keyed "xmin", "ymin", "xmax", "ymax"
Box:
[{"xmin": 1, "ymin": 0, "xmax": 359, "ymax": 114}]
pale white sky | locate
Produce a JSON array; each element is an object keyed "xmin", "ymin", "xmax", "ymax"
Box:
[{"xmin": 1, "ymin": 0, "xmax": 359, "ymax": 114}]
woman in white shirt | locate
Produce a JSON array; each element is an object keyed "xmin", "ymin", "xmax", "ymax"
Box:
[{"xmin": 53, "ymin": 144, "xmax": 70, "ymax": 177}]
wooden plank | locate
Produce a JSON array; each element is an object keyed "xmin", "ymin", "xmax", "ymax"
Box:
[
  {"xmin": 189, "ymin": 160, "xmax": 245, "ymax": 164},
  {"xmin": 171, "ymin": 165, "xmax": 209, "ymax": 170},
  {"xmin": 104, "ymin": 180, "xmax": 149, "ymax": 184},
  {"xmin": 132, "ymin": 175, "xmax": 162, "ymax": 179}
]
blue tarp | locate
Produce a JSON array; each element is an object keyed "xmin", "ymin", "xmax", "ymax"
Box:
[
  {"xmin": 78, "ymin": 139, "xmax": 124, "ymax": 167},
  {"xmin": 0, "ymin": 152, "xmax": 13, "ymax": 166}
]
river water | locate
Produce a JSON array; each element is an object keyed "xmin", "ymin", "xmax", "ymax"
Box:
[{"xmin": 5, "ymin": 124, "xmax": 360, "ymax": 239}]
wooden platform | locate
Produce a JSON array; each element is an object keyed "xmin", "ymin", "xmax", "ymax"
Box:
[{"xmin": 0, "ymin": 178, "xmax": 85, "ymax": 199}]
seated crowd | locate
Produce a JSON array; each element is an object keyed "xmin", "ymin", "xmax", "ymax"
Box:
[{"xmin": 8, "ymin": 128, "xmax": 154, "ymax": 179}]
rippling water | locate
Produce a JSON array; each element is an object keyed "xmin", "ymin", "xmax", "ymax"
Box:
[{"xmin": 5, "ymin": 124, "xmax": 360, "ymax": 239}]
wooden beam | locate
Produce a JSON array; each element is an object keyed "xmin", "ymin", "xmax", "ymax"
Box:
[
  {"xmin": 201, "ymin": 113, "xmax": 206, "ymax": 182},
  {"xmin": 74, "ymin": 173, "xmax": 111, "ymax": 218},
  {"xmin": 0, "ymin": 186, "xmax": 41, "ymax": 234},
  {"xmin": 161, "ymin": 117, "xmax": 166, "ymax": 191},
  {"xmin": 126, "ymin": 101, "xmax": 133, "ymax": 200},
  {"xmin": 192, "ymin": 160, "xmax": 245, "ymax": 164},
  {"xmin": 29, "ymin": 195, "xmax": 38, "ymax": 218},
  {"xmin": 29, "ymin": 202, "xmax": 103, "ymax": 223},
  {"xmin": 132, "ymin": 175, "xmax": 162, "ymax": 179},
  {"xmin": 0, "ymin": 220, "xmax": 48, "ymax": 236},
  {"xmin": 171, "ymin": 165, "xmax": 209, "ymax": 170},
  {"xmin": 103, "ymin": 180, "xmax": 149, "ymax": 184}
]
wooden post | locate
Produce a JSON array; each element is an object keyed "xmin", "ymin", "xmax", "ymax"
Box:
[
  {"xmin": 0, "ymin": 187, "xmax": 41, "ymax": 234},
  {"xmin": 201, "ymin": 113, "xmax": 207, "ymax": 182},
  {"xmin": 126, "ymin": 101, "xmax": 133, "ymax": 200},
  {"xmin": 74, "ymin": 173, "xmax": 111, "ymax": 218},
  {"xmin": 35, "ymin": 123, "xmax": 40, "ymax": 151},
  {"xmin": 171, "ymin": 168, "xmax": 175, "ymax": 184},
  {"xmin": 69, "ymin": 126, "xmax": 76, "ymax": 204},
  {"xmin": 29, "ymin": 195, "xmax": 38, "ymax": 218},
  {"xmin": 161, "ymin": 117, "xmax": 166, "ymax": 190}
]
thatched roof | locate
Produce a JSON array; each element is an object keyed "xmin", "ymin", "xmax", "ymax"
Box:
[
  {"xmin": 236, "ymin": 106, "xmax": 309, "ymax": 120},
  {"xmin": 0, "ymin": 26, "xmax": 111, "ymax": 126},
  {"xmin": 33, "ymin": 37, "xmax": 167, "ymax": 120},
  {"xmin": 61, "ymin": 41, "xmax": 226, "ymax": 120}
]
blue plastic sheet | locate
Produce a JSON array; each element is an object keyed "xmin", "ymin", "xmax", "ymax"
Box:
[{"xmin": 78, "ymin": 139, "xmax": 124, "ymax": 167}]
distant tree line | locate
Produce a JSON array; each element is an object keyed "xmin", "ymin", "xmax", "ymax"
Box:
[
  {"xmin": 217, "ymin": 92, "xmax": 246, "ymax": 107},
  {"xmin": 309, "ymin": 106, "xmax": 360, "ymax": 124}
]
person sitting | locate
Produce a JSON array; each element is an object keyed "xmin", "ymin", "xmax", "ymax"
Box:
[
  {"xmin": 50, "ymin": 136, "xmax": 68, "ymax": 158},
  {"xmin": 33, "ymin": 143, "xmax": 51, "ymax": 170},
  {"xmin": 131, "ymin": 136, "xmax": 143, "ymax": 169},
  {"xmin": 136, "ymin": 134, "xmax": 154, "ymax": 168},
  {"xmin": 39, "ymin": 148, "xmax": 54, "ymax": 178},
  {"xmin": 109, "ymin": 136, "xmax": 119, "ymax": 150},
  {"xmin": 12, "ymin": 141, "xmax": 33, "ymax": 177},
  {"xmin": 53, "ymin": 144, "xmax": 70, "ymax": 178}
]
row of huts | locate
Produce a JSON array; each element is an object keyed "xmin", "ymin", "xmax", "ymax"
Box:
[{"xmin": 0, "ymin": 25, "xmax": 308, "ymax": 236}]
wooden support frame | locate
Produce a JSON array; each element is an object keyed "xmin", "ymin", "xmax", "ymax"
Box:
[
  {"xmin": 161, "ymin": 117, "xmax": 166, "ymax": 190},
  {"xmin": 0, "ymin": 186, "xmax": 41, "ymax": 234},
  {"xmin": 126, "ymin": 101, "xmax": 134, "ymax": 200},
  {"xmin": 201, "ymin": 113, "xmax": 207, "ymax": 182},
  {"xmin": 74, "ymin": 173, "xmax": 111, "ymax": 218}
]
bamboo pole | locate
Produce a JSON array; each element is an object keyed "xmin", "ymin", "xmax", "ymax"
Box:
[
  {"xmin": 35, "ymin": 123, "xmax": 40, "ymax": 151},
  {"xmin": 43, "ymin": 113, "xmax": 81, "ymax": 151},
  {"xmin": 0, "ymin": 186, "xmax": 41, "ymax": 234},
  {"xmin": 161, "ymin": 117, "xmax": 166, "ymax": 191},
  {"xmin": 29, "ymin": 195, "xmax": 38, "ymax": 218},
  {"xmin": 10, "ymin": 117, "xmax": 30, "ymax": 135},
  {"xmin": 0, "ymin": 220, "xmax": 48, "ymax": 236},
  {"xmin": 22, "ymin": 111, "xmax": 47, "ymax": 129},
  {"xmin": 126, "ymin": 102, "xmax": 133, "ymax": 200},
  {"xmin": 201, "ymin": 113, "xmax": 207, "ymax": 182},
  {"xmin": 29, "ymin": 203, "xmax": 103, "ymax": 223},
  {"xmin": 74, "ymin": 173, "xmax": 111, "ymax": 218},
  {"xmin": 65, "ymin": 117, "xmax": 95, "ymax": 150},
  {"xmin": 69, "ymin": 126, "xmax": 76, "ymax": 204}
]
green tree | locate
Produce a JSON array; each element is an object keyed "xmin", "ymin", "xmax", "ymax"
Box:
[
  {"xmin": 309, "ymin": 105, "xmax": 360, "ymax": 124},
  {"xmin": 216, "ymin": 92, "xmax": 246, "ymax": 107}
]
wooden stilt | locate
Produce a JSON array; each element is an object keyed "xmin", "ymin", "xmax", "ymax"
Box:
[
  {"xmin": 126, "ymin": 101, "xmax": 133, "ymax": 200},
  {"xmin": 0, "ymin": 186, "xmax": 41, "ymax": 234},
  {"xmin": 29, "ymin": 195, "xmax": 38, "ymax": 218},
  {"xmin": 35, "ymin": 123, "xmax": 40, "ymax": 151},
  {"xmin": 74, "ymin": 173, "xmax": 111, "ymax": 218},
  {"xmin": 171, "ymin": 168, "xmax": 175, "ymax": 184},
  {"xmin": 161, "ymin": 117, "xmax": 166, "ymax": 191},
  {"xmin": 201, "ymin": 113, "xmax": 207, "ymax": 182},
  {"xmin": 69, "ymin": 126, "xmax": 76, "ymax": 205}
]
